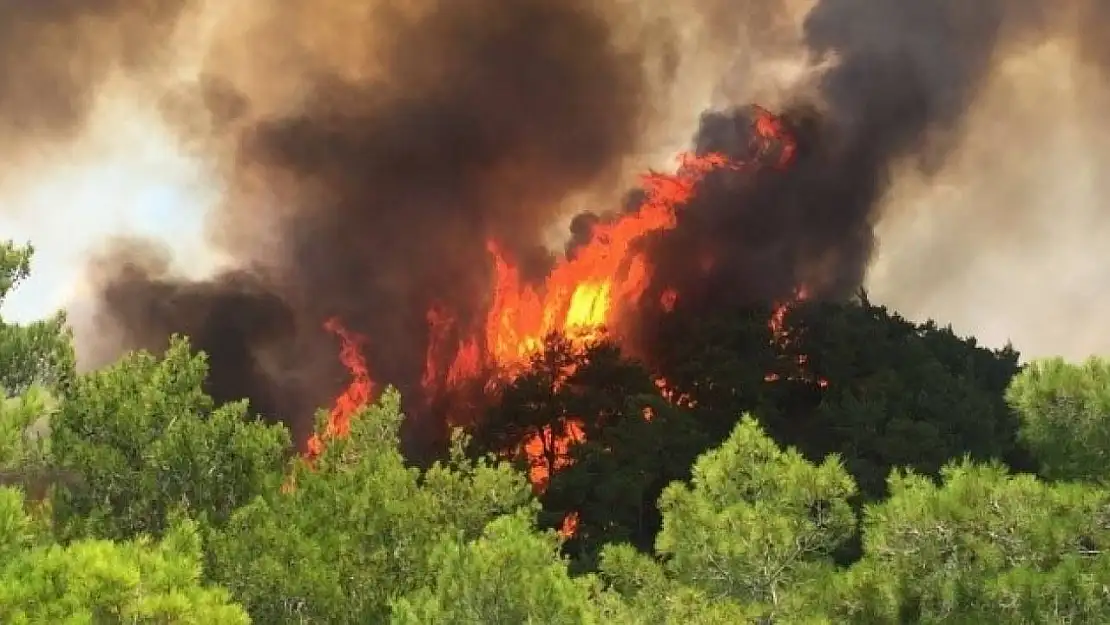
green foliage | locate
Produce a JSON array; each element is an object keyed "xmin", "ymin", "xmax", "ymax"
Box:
[
  {"xmin": 600, "ymin": 415, "xmax": 1110, "ymax": 624},
  {"xmin": 600, "ymin": 544, "xmax": 756, "ymax": 624},
  {"xmin": 206, "ymin": 388, "xmax": 536, "ymax": 623},
  {"xmin": 654, "ymin": 299, "xmax": 1024, "ymax": 500},
  {"xmin": 49, "ymin": 336, "xmax": 290, "ymax": 541},
  {"xmin": 600, "ymin": 418, "xmax": 846, "ymax": 622},
  {"xmin": 1007, "ymin": 357, "xmax": 1110, "ymax": 482},
  {"xmin": 391, "ymin": 511, "xmax": 610, "ymax": 625},
  {"xmin": 474, "ymin": 336, "xmax": 712, "ymax": 564},
  {"xmin": 0, "ymin": 387, "xmax": 54, "ymax": 471},
  {"xmin": 0, "ymin": 243, "xmax": 76, "ymax": 502},
  {"xmin": 0, "ymin": 487, "xmax": 248, "ymax": 623},
  {"xmin": 826, "ymin": 462, "xmax": 1110, "ymax": 622},
  {"xmin": 7, "ymin": 239, "xmax": 1110, "ymax": 623},
  {"xmin": 550, "ymin": 394, "xmax": 709, "ymax": 564},
  {"xmin": 0, "ymin": 241, "xmax": 76, "ymax": 397},
  {"xmin": 598, "ymin": 415, "xmax": 857, "ymax": 622},
  {"xmin": 0, "ymin": 387, "xmax": 64, "ymax": 504},
  {"xmin": 781, "ymin": 301, "xmax": 1024, "ymax": 497},
  {"xmin": 655, "ymin": 416, "xmax": 856, "ymax": 609}
]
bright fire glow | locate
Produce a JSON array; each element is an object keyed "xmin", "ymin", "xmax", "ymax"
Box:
[
  {"xmin": 306, "ymin": 318, "xmax": 375, "ymax": 460},
  {"xmin": 311, "ymin": 107, "xmax": 802, "ymax": 535}
]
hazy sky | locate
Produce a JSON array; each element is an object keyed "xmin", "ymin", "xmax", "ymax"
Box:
[{"xmin": 0, "ymin": 92, "xmax": 218, "ymax": 323}]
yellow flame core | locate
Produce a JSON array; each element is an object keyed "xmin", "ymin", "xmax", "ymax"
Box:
[{"xmin": 565, "ymin": 281, "xmax": 611, "ymax": 330}]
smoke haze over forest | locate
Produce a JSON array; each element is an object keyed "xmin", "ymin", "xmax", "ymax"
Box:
[{"xmin": 1, "ymin": 0, "xmax": 1109, "ymax": 443}]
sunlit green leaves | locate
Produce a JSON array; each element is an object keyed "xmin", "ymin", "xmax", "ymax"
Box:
[
  {"xmin": 1008, "ymin": 357, "xmax": 1110, "ymax": 482},
  {"xmin": 50, "ymin": 336, "xmax": 289, "ymax": 541},
  {"xmin": 0, "ymin": 488, "xmax": 248, "ymax": 624}
]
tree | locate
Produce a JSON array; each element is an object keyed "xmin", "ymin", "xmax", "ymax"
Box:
[
  {"xmin": 0, "ymin": 242, "xmax": 77, "ymax": 502},
  {"xmin": 391, "ymin": 511, "xmax": 613, "ymax": 625},
  {"xmin": 11, "ymin": 231, "xmax": 1110, "ymax": 624},
  {"xmin": 206, "ymin": 388, "xmax": 536, "ymax": 624},
  {"xmin": 599, "ymin": 544, "xmax": 755, "ymax": 624},
  {"xmin": 601, "ymin": 415, "xmax": 857, "ymax": 622},
  {"xmin": 1007, "ymin": 357, "xmax": 1110, "ymax": 482},
  {"xmin": 549, "ymin": 394, "xmax": 709, "ymax": 565},
  {"xmin": 474, "ymin": 336, "xmax": 711, "ymax": 563},
  {"xmin": 654, "ymin": 415, "xmax": 855, "ymax": 615},
  {"xmin": 654, "ymin": 298, "xmax": 1026, "ymax": 500},
  {"xmin": 0, "ymin": 487, "xmax": 248, "ymax": 623},
  {"xmin": 822, "ymin": 462, "xmax": 1110, "ymax": 622},
  {"xmin": 0, "ymin": 242, "xmax": 75, "ymax": 397},
  {"xmin": 0, "ymin": 387, "xmax": 67, "ymax": 502},
  {"xmin": 49, "ymin": 336, "xmax": 289, "ymax": 542}
]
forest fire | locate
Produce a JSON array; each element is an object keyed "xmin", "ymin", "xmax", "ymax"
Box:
[
  {"xmin": 305, "ymin": 319, "xmax": 375, "ymax": 461},
  {"xmin": 307, "ymin": 107, "xmax": 807, "ymax": 519},
  {"xmin": 765, "ymin": 286, "xmax": 830, "ymax": 388},
  {"xmin": 425, "ymin": 150, "xmax": 741, "ymax": 394}
]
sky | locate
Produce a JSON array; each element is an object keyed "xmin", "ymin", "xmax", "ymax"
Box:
[{"xmin": 0, "ymin": 91, "xmax": 218, "ymax": 323}]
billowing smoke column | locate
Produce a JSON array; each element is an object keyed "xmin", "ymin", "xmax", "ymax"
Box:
[
  {"xmin": 0, "ymin": 0, "xmax": 197, "ymax": 171},
  {"xmin": 6, "ymin": 0, "xmax": 1107, "ymax": 450},
  {"xmin": 644, "ymin": 0, "xmax": 1102, "ymax": 311},
  {"xmin": 85, "ymin": 0, "xmax": 654, "ymax": 448}
]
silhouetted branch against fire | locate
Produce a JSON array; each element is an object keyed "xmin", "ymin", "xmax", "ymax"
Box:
[{"xmin": 764, "ymin": 286, "xmax": 829, "ymax": 388}]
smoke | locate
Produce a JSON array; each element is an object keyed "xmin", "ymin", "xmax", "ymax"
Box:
[
  {"xmin": 4, "ymin": 0, "xmax": 1105, "ymax": 451},
  {"xmin": 1076, "ymin": 0, "xmax": 1110, "ymax": 75},
  {"xmin": 857, "ymin": 0, "xmax": 1110, "ymax": 357},
  {"xmin": 643, "ymin": 0, "xmax": 1110, "ymax": 339},
  {"xmin": 0, "ymin": 0, "xmax": 198, "ymax": 172},
  {"xmin": 79, "ymin": 0, "xmax": 670, "ymax": 447}
]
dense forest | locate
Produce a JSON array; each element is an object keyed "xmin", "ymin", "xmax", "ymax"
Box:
[{"xmin": 3, "ymin": 238, "xmax": 1110, "ymax": 624}]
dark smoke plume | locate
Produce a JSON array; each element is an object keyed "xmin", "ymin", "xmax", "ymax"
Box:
[
  {"xmin": 76, "ymin": 0, "xmax": 1110, "ymax": 451},
  {"xmin": 638, "ymin": 0, "xmax": 1085, "ymax": 316},
  {"xmin": 1077, "ymin": 0, "xmax": 1110, "ymax": 75},
  {"xmin": 87, "ymin": 0, "xmax": 653, "ymax": 449}
]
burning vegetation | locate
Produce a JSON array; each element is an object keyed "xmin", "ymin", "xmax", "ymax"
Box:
[
  {"xmin": 44, "ymin": 0, "xmax": 1107, "ymax": 537},
  {"xmin": 300, "ymin": 108, "xmax": 822, "ymax": 534},
  {"xmin": 10, "ymin": 3, "xmax": 1110, "ymax": 618}
]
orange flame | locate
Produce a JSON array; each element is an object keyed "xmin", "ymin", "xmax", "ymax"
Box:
[
  {"xmin": 522, "ymin": 419, "xmax": 587, "ymax": 491},
  {"xmin": 559, "ymin": 511, "xmax": 580, "ymax": 538},
  {"xmin": 459, "ymin": 151, "xmax": 739, "ymax": 381},
  {"xmin": 307, "ymin": 318, "xmax": 375, "ymax": 460},
  {"xmin": 310, "ymin": 107, "xmax": 800, "ymax": 534},
  {"xmin": 470, "ymin": 154, "xmax": 737, "ymax": 499},
  {"xmin": 432, "ymin": 105, "xmax": 794, "ymax": 388}
]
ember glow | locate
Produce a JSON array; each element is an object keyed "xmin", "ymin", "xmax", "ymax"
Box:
[
  {"xmin": 765, "ymin": 286, "xmax": 830, "ymax": 388},
  {"xmin": 311, "ymin": 107, "xmax": 805, "ymax": 514}
]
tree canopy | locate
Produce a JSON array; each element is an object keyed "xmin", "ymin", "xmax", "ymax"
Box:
[{"xmin": 3, "ymin": 242, "xmax": 1110, "ymax": 623}]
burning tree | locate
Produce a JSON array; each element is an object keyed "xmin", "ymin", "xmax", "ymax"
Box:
[{"xmin": 305, "ymin": 108, "xmax": 806, "ymax": 506}]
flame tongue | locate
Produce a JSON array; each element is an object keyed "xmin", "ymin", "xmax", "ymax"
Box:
[
  {"xmin": 447, "ymin": 150, "xmax": 749, "ymax": 387},
  {"xmin": 307, "ymin": 318, "xmax": 374, "ymax": 460},
  {"xmin": 309, "ymin": 107, "xmax": 801, "ymax": 526}
]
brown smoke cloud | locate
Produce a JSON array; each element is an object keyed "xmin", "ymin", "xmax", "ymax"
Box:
[
  {"xmin": 638, "ymin": 0, "xmax": 1063, "ymax": 314},
  {"xmin": 640, "ymin": 0, "xmax": 1110, "ymax": 365},
  {"xmin": 80, "ymin": 0, "xmax": 676, "ymax": 448},
  {"xmin": 5, "ymin": 0, "xmax": 1109, "ymax": 452},
  {"xmin": 0, "ymin": 0, "xmax": 198, "ymax": 172}
]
